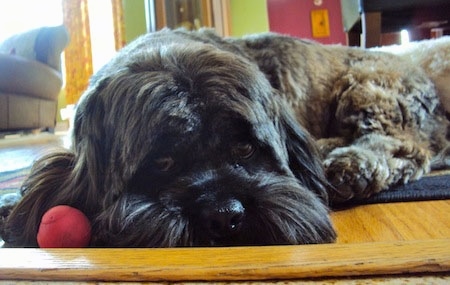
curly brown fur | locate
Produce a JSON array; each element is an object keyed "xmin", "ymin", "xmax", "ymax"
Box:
[
  {"xmin": 232, "ymin": 32, "xmax": 449, "ymax": 202},
  {"xmin": 2, "ymin": 29, "xmax": 449, "ymax": 247}
]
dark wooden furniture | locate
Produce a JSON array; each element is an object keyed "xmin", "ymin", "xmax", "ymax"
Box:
[{"xmin": 341, "ymin": 0, "xmax": 450, "ymax": 47}]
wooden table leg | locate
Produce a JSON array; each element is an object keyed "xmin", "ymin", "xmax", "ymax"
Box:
[
  {"xmin": 346, "ymin": 31, "xmax": 361, "ymax": 46},
  {"xmin": 362, "ymin": 11, "xmax": 381, "ymax": 48}
]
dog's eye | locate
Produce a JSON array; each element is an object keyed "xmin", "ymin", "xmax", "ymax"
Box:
[
  {"xmin": 154, "ymin": 157, "xmax": 175, "ymax": 172},
  {"xmin": 233, "ymin": 142, "xmax": 255, "ymax": 159}
]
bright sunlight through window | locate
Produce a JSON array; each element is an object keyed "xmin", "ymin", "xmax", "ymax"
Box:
[
  {"xmin": 0, "ymin": 0, "xmax": 63, "ymax": 42},
  {"xmin": 87, "ymin": 0, "xmax": 116, "ymax": 72},
  {"xmin": 0, "ymin": 0, "xmax": 116, "ymax": 72},
  {"xmin": 400, "ymin": 29, "xmax": 410, "ymax": 45}
]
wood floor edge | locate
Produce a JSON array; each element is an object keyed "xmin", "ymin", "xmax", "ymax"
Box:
[{"xmin": 1, "ymin": 239, "xmax": 449, "ymax": 282}]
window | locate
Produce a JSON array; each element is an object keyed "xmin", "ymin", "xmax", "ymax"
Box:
[
  {"xmin": 0, "ymin": 0, "xmax": 63, "ymax": 42},
  {"xmin": 0, "ymin": 0, "xmax": 116, "ymax": 72},
  {"xmin": 87, "ymin": 0, "xmax": 116, "ymax": 72}
]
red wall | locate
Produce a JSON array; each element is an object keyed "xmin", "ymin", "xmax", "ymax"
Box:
[{"xmin": 267, "ymin": 0, "xmax": 346, "ymax": 45}]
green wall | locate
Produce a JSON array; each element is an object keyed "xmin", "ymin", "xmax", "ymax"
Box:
[
  {"xmin": 122, "ymin": 0, "xmax": 147, "ymax": 43},
  {"xmin": 121, "ymin": 0, "xmax": 269, "ymax": 40},
  {"xmin": 229, "ymin": 0, "xmax": 269, "ymax": 36}
]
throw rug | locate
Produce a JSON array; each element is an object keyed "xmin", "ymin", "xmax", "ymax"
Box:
[{"xmin": 0, "ymin": 167, "xmax": 30, "ymax": 195}]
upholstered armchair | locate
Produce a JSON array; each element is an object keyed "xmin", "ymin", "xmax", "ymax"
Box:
[{"xmin": 0, "ymin": 25, "xmax": 69, "ymax": 132}]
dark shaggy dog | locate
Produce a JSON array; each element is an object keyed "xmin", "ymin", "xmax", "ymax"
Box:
[{"xmin": 1, "ymin": 29, "xmax": 449, "ymax": 247}]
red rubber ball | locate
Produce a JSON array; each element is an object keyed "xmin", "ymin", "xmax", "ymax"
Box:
[{"xmin": 37, "ymin": 205, "xmax": 91, "ymax": 248}]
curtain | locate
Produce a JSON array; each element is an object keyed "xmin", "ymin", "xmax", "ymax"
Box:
[
  {"xmin": 62, "ymin": 0, "xmax": 125, "ymax": 104},
  {"xmin": 62, "ymin": 0, "xmax": 93, "ymax": 105},
  {"xmin": 111, "ymin": 0, "xmax": 126, "ymax": 50}
]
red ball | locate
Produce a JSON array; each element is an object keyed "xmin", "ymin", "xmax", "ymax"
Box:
[{"xmin": 37, "ymin": 205, "xmax": 91, "ymax": 248}]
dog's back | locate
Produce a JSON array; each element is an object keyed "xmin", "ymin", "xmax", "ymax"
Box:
[{"xmin": 226, "ymin": 31, "xmax": 450, "ymax": 199}]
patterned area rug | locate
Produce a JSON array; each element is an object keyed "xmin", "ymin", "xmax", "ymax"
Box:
[
  {"xmin": 0, "ymin": 167, "xmax": 30, "ymax": 195},
  {"xmin": 0, "ymin": 132, "xmax": 67, "ymax": 196}
]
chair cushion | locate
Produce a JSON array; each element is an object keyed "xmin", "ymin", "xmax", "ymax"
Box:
[{"xmin": 0, "ymin": 54, "xmax": 62, "ymax": 100}]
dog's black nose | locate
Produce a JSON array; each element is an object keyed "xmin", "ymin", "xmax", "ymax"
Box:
[{"xmin": 204, "ymin": 199, "xmax": 245, "ymax": 238}]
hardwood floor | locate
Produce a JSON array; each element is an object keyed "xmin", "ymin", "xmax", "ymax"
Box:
[
  {"xmin": 0, "ymin": 133, "xmax": 449, "ymax": 283},
  {"xmin": 0, "ymin": 204, "xmax": 448, "ymax": 284},
  {"xmin": 332, "ymin": 200, "xmax": 450, "ymax": 243}
]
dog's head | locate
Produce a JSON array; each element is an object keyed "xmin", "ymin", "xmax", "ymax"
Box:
[{"xmin": 2, "ymin": 30, "xmax": 336, "ymax": 247}]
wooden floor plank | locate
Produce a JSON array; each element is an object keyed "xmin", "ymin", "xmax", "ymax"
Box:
[
  {"xmin": 1, "ymin": 200, "xmax": 450, "ymax": 283},
  {"xmin": 331, "ymin": 200, "xmax": 450, "ymax": 243},
  {"xmin": 0, "ymin": 239, "xmax": 449, "ymax": 282}
]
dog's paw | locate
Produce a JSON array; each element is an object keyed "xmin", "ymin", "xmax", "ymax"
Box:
[
  {"xmin": 324, "ymin": 134, "xmax": 433, "ymax": 205},
  {"xmin": 386, "ymin": 141, "xmax": 430, "ymax": 184},
  {"xmin": 324, "ymin": 147, "xmax": 389, "ymax": 204}
]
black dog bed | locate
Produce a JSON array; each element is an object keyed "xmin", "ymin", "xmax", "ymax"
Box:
[{"xmin": 345, "ymin": 172, "xmax": 450, "ymax": 206}]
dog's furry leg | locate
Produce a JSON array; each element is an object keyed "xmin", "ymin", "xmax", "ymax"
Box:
[
  {"xmin": 431, "ymin": 145, "xmax": 450, "ymax": 170},
  {"xmin": 323, "ymin": 67, "xmax": 440, "ymax": 204},
  {"xmin": 324, "ymin": 134, "xmax": 431, "ymax": 203},
  {"xmin": 316, "ymin": 137, "xmax": 349, "ymax": 158}
]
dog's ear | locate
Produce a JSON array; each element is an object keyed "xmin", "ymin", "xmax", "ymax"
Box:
[
  {"xmin": 2, "ymin": 81, "xmax": 115, "ymax": 247},
  {"xmin": 72, "ymin": 89, "xmax": 109, "ymax": 195},
  {"xmin": 1, "ymin": 149, "xmax": 105, "ymax": 247},
  {"xmin": 72, "ymin": 77, "xmax": 131, "ymax": 203},
  {"xmin": 280, "ymin": 109, "xmax": 331, "ymax": 205},
  {"xmin": 1, "ymin": 151, "xmax": 77, "ymax": 247}
]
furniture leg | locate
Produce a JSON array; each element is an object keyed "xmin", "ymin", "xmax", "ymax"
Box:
[{"xmin": 362, "ymin": 11, "xmax": 381, "ymax": 48}]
